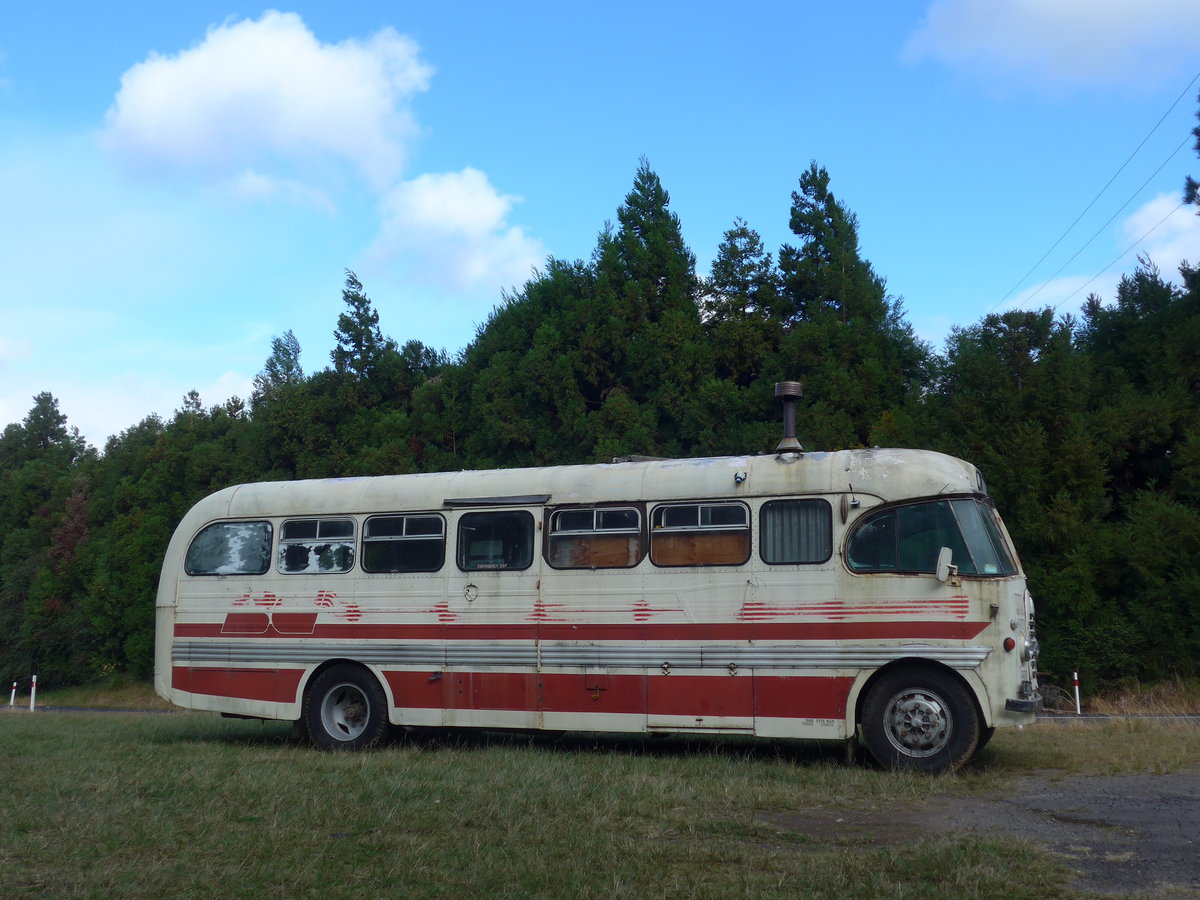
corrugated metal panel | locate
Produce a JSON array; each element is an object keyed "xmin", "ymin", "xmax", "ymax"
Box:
[{"xmin": 174, "ymin": 640, "xmax": 990, "ymax": 671}]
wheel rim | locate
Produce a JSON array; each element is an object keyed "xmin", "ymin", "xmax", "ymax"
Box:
[
  {"xmin": 319, "ymin": 681, "xmax": 371, "ymax": 742},
  {"xmin": 881, "ymin": 687, "xmax": 953, "ymax": 758}
]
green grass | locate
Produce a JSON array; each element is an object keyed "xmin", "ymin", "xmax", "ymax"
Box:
[{"xmin": 6, "ymin": 713, "xmax": 1193, "ymax": 899}]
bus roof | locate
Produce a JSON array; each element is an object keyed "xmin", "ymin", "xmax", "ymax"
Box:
[{"xmin": 187, "ymin": 448, "xmax": 983, "ymax": 524}]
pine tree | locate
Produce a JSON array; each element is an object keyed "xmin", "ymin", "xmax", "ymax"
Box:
[
  {"xmin": 252, "ymin": 330, "xmax": 304, "ymax": 406},
  {"xmin": 771, "ymin": 163, "xmax": 931, "ymax": 448},
  {"xmin": 702, "ymin": 219, "xmax": 782, "ymax": 387},
  {"xmin": 331, "ymin": 270, "xmax": 395, "ymax": 382}
]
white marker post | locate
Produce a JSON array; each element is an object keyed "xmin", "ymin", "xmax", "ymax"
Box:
[
  {"xmin": 29, "ymin": 675, "xmax": 37, "ymax": 712},
  {"xmin": 9, "ymin": 681, "xmax": 15, "ymax": 706},
  {"xmin": 1073, "ymin": 671, "xmax": 1081, "ymax": 715}
]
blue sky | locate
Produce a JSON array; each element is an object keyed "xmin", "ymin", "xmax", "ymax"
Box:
[{"xmin": 2, "ymin": 1, "xmax": 1199, "ymax": 446}]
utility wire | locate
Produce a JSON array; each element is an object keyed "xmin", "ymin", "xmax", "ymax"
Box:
[
  {"xmin": 1017, "ymin": 132, "xmax": 1193, "ymax": 308},
  {"xmin": 992, "ymin": 68, "xmax": 1200, "ymax": 313},
  {"xmin": 1052, "ymin": 199, "xmax": 1188, "ymax": 312}
]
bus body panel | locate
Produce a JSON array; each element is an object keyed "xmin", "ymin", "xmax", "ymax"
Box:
[{"xmin": 155, "ymin": 450, "xmax": 1038, "ymax": 763}]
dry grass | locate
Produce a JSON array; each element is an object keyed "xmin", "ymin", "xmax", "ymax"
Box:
[
  {"xmin": 984, "ymin": 717, "xmax": 1200, "ymax": 775},
  {"xmin": 1085, "ymin": 677, "xmax": 1200, "ymax": 716},
  {"xmin": 22, "ymin": 676, "xmax": 171, "ymax": 711}
]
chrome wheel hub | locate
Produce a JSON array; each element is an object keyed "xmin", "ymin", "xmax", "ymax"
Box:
[{"xmin": 883, "ymin": 688, "xmax": 952, "ymax": 758}]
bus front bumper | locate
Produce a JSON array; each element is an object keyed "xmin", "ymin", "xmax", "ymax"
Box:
[{"xmin": 1005, "ymin": 695, "xmax": 1042, "ymax": 713}]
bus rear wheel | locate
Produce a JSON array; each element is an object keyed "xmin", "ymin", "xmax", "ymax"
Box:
[
  {"xmin": 861, "ymin": 667, "xmax": 980, "ymax": 774},
  {"xmin": 303, "ymin": 664, "xmax": 389, "ymax": 751}
]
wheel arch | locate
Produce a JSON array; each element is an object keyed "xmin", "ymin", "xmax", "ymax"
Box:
[
  {"xmin": 297, "ymin": 658, "xmax": 398, "ymax": 723},
  {"xmin": 849, "ymin": 657, "xmax": 989, "ymax": 736}
]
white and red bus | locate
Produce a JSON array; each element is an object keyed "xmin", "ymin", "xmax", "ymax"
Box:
[{"xmin": 155, "ymin": 435, "xmax": 1039, "ymax": 772}]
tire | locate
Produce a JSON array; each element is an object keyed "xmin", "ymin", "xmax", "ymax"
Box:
[
  {"xmin": 861, "ymin": 667, "xmax": 981, "ymax": 774},
  {"xmin": 976, "ymin": 725, "xmax": 996, "ymax": 752},
  {"xmin": 303, "ymin": 664, "xmax": 389, "ymax": 751}
]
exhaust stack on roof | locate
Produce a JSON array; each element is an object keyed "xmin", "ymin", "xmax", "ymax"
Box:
[{"xmin": 774, "ymin": 381, "xmax": 804, "ymax": 455}]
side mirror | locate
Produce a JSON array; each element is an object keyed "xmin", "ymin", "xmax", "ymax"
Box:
[{"xmin": 935, "ymin": 546, "xmax": 958, "ymax": 583}]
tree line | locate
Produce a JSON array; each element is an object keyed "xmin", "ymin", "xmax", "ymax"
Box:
[{"xmin": 3, "ymin": 138, "xmax": 1199, "ymax": 691}]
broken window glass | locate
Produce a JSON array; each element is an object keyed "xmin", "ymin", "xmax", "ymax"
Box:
[
  {"xmin": 279, "ymin": 519, "xmax": 355, "ymax": 574},
  {"xmin": 185, "ymin": 521, "xmax": 272, "ymax": 576}
]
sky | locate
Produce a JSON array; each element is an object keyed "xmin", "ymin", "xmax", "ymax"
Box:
[{"xmin": 2, "ymin": 1, "xmax": 1199, "ymax": 447}]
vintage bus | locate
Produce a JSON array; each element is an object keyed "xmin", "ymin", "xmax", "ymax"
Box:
[{"xmin": 155, "ymin": 424, "xmax": 1039, "ymax": 772}]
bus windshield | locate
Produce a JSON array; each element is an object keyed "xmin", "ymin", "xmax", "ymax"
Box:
[{"xmin": 846, "ymin": 498, "xmax": 1018, "ymax": 576}]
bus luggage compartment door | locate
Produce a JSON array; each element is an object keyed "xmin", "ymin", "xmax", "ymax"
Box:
[{"xmin": 646, "ymin": 665, "xmax": 754, "ymax": 732}]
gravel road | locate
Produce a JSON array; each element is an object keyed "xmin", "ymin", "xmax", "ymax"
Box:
[{"xmin": 772, "ymin": 772, "xmax": 1200, "ymax": 896}]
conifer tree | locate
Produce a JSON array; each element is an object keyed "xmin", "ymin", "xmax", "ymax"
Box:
[
  {"xmin": 252, "ymin": 330, "xmax": 304, "ymax": 406},
  {"xmin": 332, "ymin": 270, "xmax": 395, "ymax": 382},
  {"xmin": 771, "ymin": 164, "xmax": 930, "ymax": 448},
  {"xmin": 703, "ymin": 219, "xmax": 783, "ymax": 387}
]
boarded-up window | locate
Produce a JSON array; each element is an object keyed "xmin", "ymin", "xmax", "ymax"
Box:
[
  {"xmin": 547, "ymin": 507, "xmax": 642, "ymax": 568},
  {"xmin": 363, "ymin": 514, "xmax": 445, "ymax": 573},
  {"xmin": 650, "ymin": 502, "xmax": 750, "ymax": 567}
]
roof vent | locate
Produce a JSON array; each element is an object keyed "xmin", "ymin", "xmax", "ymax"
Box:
[{"xmin": 774, "ymin": 381, "xmax": 804, "ymax": 456}]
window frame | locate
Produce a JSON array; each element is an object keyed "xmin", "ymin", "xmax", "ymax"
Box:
[
  {"xmin": 277, "ymin": 517, "xmax": 357, "ymax": 575},
  {"xmin": 544, "ymin": 505, "xmax": 644, "ymax": 570},
  {"xmin": 456, "ymin": 509, "xmax": 536, "ymax": 572},
  {"xmin": 759, "ymin": 498, "xmax": 834, "ymax": 565},
  {"xmin": 361, "ymin": 513, "xmax": 447, "ymax": 574},
  {"xmin": 845, "ymin": 497, "xmax": 1018, "ymax": 577},
  {"xmin": 649, "ymin": 501, "xmax": 751, "ymax": 568},
  {"xmin": 184, "ymin": 520, "xmax": 273, "ymax": 577}
]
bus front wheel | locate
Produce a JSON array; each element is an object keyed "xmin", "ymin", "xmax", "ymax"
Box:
[
  {"xmin": 303, "ymin": 664, "xmax": 389, "ymax": 751},
  {"xmin": 861, "ymin": 668, "xmax": 981, "ymax": 773}
]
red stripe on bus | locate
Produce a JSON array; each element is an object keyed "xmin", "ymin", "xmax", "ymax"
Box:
[
  {"xmin": 220, "ymin": 612, "xmax": 270, "ymax": 634},
  {"xmin": 270, "ymin": 612, "xmax": 319, "ymax": 634},
  {"xmin": 173, "ymin": 666, "xmax": 304, "ymax": 703},
  {"xmin": 382, "ymin": 670, "xmax": 854, "ymax": 719},
  {"xmin": 753, "ymin": 675, "xmax": 856, "ymax": 719},
  {"xmin": 172, "ymin": 666, "xmax": 864, "ymax": 720},
  {"xmin": 178, "ymin": 620, "xmax": 989, "ymax": 641}
]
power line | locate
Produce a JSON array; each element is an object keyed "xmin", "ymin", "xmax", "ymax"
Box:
[
  {"xmin": 992, "ymin": 68, "xmax": 1200, "ymax": 313},
  {"xmin": 1017, "ymin": 132, "xmax": 1194, "ymax": 309},
  {"xmin": 1052, "ymin": 199, "xmax": 1188, "ymax": 312}
]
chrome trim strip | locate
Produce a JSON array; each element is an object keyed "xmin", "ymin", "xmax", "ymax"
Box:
[{"xmin": 173, "ymin": 641, "xmax": 990, "ymax": 670}]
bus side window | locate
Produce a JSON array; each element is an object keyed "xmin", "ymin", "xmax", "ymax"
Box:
[
  {"xmin": 650, "ymin": 502, "xmax": 750, "ymax": 567},
  {"xmin": 547, "ymin": 507, "xmax": 642, "ymax": 568},
  {"xmin": 846, "ymin": 509, "xmax": 898, "ymax": 571},
  {"xmin": 457, "ymin": 511, "xmax": 535, "ymax": 571},
  {"xmin": 362, "ymin": 514, "xmax": 446, "ymax": 573},
  {"xmin": 760, "ymin": 499, "xmax": 832, "ymax": 564},
  {"xmin": 279, "ymin": 518, "xmax": 355, "ymax": 574},
  {"xmin": 185, "ymin": 521, "xmax": 273, "ymax": 576}
]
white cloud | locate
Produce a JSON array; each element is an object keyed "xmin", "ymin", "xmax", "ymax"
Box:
[
  {"xmin": 904, "ymin": 0, "xmax": 1200, "ymax": 90},
  {"xmin": 990, "ymin": 194, "xmax": 1200, "ymax": 322},
  {"xmin": 1122, "ymin": 192, "xmax": 1200, "ymax": 269},
  {"xmin": 0, "ymin": 334, "xmax": 33, "ymax": 370},
  {"xmin": 199, "ymin": 369, "xmax": 257, "ymax": 409},
  {"xmin": 367, "ymin": 168, "xmax": 546, "ymax": 293},
  {"xmin": 222, "ymin": 169, "xmax": 335, "ymax": 211},
  {"xmin": 38, "ymin": 369, "xmax": 249, "ymax": 449},
  {"xmin": 102, "ymin": 10, "xmax": 432, "ymax": 187},
  {"xmin": 1006, "ymin": 272, "xmax": 1113, "ymax": 314}
]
